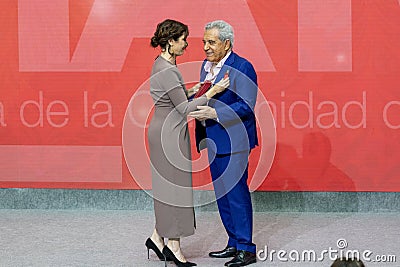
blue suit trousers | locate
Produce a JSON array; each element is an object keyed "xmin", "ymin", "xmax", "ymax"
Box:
[{"xmin": 208, "ymin": 150, "xmax": 256, "ymax": 254}]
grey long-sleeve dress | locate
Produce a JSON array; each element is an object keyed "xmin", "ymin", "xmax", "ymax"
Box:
[{"xmin": 148, "ymin": 56, "xmax": 208, "ymax": 237}]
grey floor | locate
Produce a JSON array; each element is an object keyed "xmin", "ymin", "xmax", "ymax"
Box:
[{"xmin": 0, "ymin": 210, "xmax": 399, "ymax": 267}]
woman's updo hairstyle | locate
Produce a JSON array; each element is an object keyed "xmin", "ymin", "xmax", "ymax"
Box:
[{"xmin": 151, "ymin": 19, "xmax": 189, "ymax": 49}]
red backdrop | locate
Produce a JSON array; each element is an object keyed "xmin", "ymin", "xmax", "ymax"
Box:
[{"xmin": 1, "ymin": 0, "xmax": 399, "ymax": 191}]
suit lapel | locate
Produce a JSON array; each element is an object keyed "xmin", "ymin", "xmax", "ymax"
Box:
[
  {"xmin": 215, "ymin": 52, "xmax": 235, "ymax": 83},
  {"xmin": 200, "ymin": 60, "xmax": 209, "ymax": 82}
]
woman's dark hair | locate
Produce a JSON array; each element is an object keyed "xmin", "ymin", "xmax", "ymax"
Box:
[{"xmin": 151, "ymin": 19, "xmax": 189, "ymax": 49}]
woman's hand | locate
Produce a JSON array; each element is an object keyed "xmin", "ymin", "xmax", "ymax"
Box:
[
  {"xmin": 212, "ymin": 77, "xmax": 230, "ymax": 94},
  {"xmin": 187, "ymin": 82, "xmax": 202, "ymax": 98},
  {"xmin": 205, "ymin": 77, "xmax": 230, "ymax": 99}
]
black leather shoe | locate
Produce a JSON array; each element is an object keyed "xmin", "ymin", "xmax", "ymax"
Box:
[
  {"xmin": 224, "ymin": 250, "xmax": 256, "ymax": 266},
  {"xmin": 209, "ymin": 246, "xmax": 237, "ymax": 258}
]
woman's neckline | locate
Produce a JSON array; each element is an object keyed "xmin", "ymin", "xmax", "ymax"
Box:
[{"xmin": 158, "ymin": 54, "xmax": 176, "ymax": 65}]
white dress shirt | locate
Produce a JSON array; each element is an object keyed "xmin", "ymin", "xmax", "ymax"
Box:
[
  {"xmin": 201, "ymin": 51, "xmax": 231, "ymax": 124},
  {"xmin": 203, "ymin": 51, "xmax": 231, "ymax": 83}
]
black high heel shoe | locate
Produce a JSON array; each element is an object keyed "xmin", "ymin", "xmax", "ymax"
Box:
[
  {"xmin": 162, "ymin": 246, "xmax": 197, "ymax": 267},
  {"xmin": 145, "ymin": 238, "xmax": 170, "ymax": 261}
]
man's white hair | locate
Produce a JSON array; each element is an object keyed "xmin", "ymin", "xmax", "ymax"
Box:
[{"xmin": 205, "ymin": 20, "xmax": 234, "ymax": 48}]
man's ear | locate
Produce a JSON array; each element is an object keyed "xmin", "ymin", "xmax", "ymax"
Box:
[{"xmin": 224, "ymin": 39, "xmax": 231, "ymax": 51}]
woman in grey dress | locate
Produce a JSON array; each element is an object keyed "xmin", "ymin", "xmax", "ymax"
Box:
[{"xmin": 145, "ymin": 19, "xmax": 229, "ymax": 267}]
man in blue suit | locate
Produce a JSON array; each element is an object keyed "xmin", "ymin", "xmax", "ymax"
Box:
[{"xmin": 189, "ymin": 20, "xmax": 258, "ymax": 267}]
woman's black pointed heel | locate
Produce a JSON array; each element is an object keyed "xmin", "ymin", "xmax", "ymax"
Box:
[
  {"xmin": 145, "ymin": 238, "xmax": 169, "ymax": 261},
  {"xmin": 162, "ymin": 246, "xmax": 197, "ymax": 267}
]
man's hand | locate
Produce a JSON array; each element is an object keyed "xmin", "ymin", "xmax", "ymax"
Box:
[{"xmin": 189, "ymin": 106, "xmax": 217, "ymax": 121}]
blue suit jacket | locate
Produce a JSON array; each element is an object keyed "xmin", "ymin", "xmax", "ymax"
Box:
[{"xmin": 195, "ymin": 52, "xmax": 259, "ymax": 155}]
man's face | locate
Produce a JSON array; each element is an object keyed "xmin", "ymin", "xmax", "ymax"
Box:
[{"xmin": 203, "ymin": 28, "xmax": 230, "ymax": 63}]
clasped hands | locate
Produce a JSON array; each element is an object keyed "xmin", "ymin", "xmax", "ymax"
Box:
[{"xmin": 189, "ymin": 106, "xmax": 217, "ymax": 121}]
